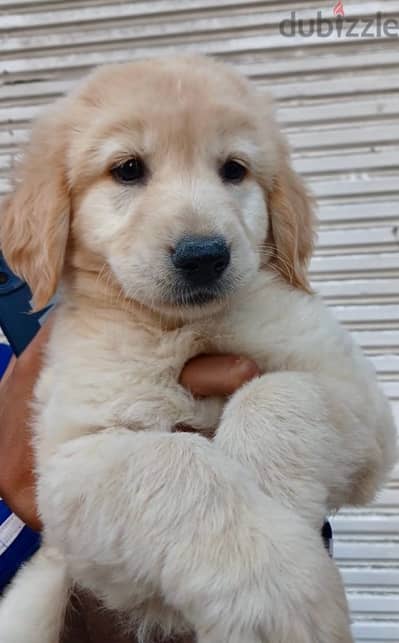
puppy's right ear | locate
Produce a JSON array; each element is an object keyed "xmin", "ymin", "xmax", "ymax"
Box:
[{"xmin": 0, "ymin": 108, "xmax": 70, "ymax": 310}]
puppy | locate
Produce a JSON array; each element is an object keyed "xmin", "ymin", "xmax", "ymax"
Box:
[{"xmin": 0, "ymin": 56, "xmax": 395, "ymax": 643}]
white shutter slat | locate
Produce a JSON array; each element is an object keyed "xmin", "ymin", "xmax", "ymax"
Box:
[
  {"xmin": 332, "ymin": 305, "xmax": 399, "ymax": 325},
  {"xmin": 370, "ymin": 489, "xmax": 399, "ymax": 509},
  {"xmin": 0, "ymin": 178, "xmax": 10, "ymax": 194},
  {"xmin": 351, "ymin": 330, "xmax": 399, "ymax": 351},
  {"xmin": 352, "ymin": 622, "xmax": 399, "ymax": 642},
  {"xmin": 271, "ymin": 74, "xmax": 399, "ymax": 101},
  {"xmin": 317, "ymin": 228, "xmax": 399, "ymax": 251},
  {"xmin": 333, "ymin": 517, "xmax": 399, "ymax": 535},
  {"xmin": 318, "ymin": 201, "xmax": 399, "ymax": 226},
  {"xmin": 0, "ymin": 104, "xmax": 41, "ymax": 123},
  {"xmin": 349, "ymin": 593, "xmax": 399, "ymax": 614},
  {"xmin": 341, "ymin": 568, "xmax": 399, "ymax": 588},
  {"xmin": 311, "ymin": 253, "xmax": 399, "ymax": 276},
  {"xmin": 371, "ymin": 356, "xmax": 399, "ymax": 375},
  {"xmin": 382, "ymin": 382, "xmax": 399, "ymax": 400},
  {"xmin": 312, "ymin": 177, "xmax": 399, "ymax": 200},
  {"xmin": 289, "ymin": 123, "xmax": 399, "ymax": 151},
  {"xmin": 281, "ymin": 97, "xmax": 399, "ymax": 127},
  {"xmin": 294, "ymin": 150, "xmax": 399, "ymax": 176},
  {"xmin": 0, "ymin": 79, "xmax": 72, "ymax": 103},
  {"xmin": 316, "ymin": 281, "xmax": 399, "ymax": 302},
  {"xmin": 0, "ymin": 129, "xmax": 28, "ymax": 150},
  {"xmin": 0, "ymin": 154, "xmax": 14, "ymax": 171},
  {"xmin": 239, "ymin": 49, "xmax": 399, "ymax": 79},
  {"xmin": 334, "ymin": 541, "xmax": 399, "ymax": 562}
]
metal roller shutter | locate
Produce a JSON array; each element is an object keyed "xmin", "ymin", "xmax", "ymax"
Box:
[{"xmin": 0, "ymin": 1, "xmax": 398, "ymax": 640}]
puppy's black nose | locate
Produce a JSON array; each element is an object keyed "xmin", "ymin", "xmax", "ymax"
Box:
[{"xmin": 172, "ymin": 236, "xmax": 230, "ymax": 287}]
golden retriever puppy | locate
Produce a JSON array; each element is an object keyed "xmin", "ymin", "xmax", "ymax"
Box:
[{"xmin": 0, "ymin": 56, "xmax": 395, "ymax": 643}]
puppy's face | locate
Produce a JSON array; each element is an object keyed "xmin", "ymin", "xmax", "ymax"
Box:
[
  {"xmin": 1, "ymin": 57, "xmax": 315, "ymax": 317},
  {"xmin": 72, "ymin": 61, "xmax": 274, "ymax": 313}
]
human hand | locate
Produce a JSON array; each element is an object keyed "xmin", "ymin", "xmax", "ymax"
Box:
[{"xmin": 180, "ymin": 354, "xmax": 260, "ymax": 397}]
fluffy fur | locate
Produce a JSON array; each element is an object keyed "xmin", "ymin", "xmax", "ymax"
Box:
[{"xmin": 0, "ymin": 56, "xmax": 396, "ymax": 643}]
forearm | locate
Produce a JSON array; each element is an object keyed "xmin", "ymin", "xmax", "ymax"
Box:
[{"xmin": 0, "ymin": 345, "xmax": 42, "ymax": 594}]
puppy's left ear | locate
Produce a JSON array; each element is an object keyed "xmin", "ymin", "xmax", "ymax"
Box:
[
  {"xmin": 266, "ymin": 139, "xmax": 316, "ymax": 293},
  {"xmin": 0, "ymin": 107, "xmax": 70, "ymax": 310}
]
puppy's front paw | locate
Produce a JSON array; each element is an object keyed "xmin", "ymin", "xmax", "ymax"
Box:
[{"xmin": 215, "ymin": 374, "xmax": 329, "ymax": 528}]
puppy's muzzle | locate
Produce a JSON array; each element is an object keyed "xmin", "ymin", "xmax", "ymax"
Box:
[{"xmin": 171, "ymin": 236, "xmax": 230, "ymax": 288}]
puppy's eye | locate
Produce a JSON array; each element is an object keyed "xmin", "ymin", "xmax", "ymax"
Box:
[
  {"xmin": 220, "ymin": 159, "xmax": 247, "ymax": 184},
  {"xmin": 111, "ymin": 158, "xmax": 147, "ymax": 185}
]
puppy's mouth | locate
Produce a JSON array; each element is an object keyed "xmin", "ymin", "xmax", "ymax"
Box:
[{"xmin": 170, "ymin": 283, "xmax": 230, "ymax": 307}]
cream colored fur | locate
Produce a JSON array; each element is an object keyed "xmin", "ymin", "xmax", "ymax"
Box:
[{"xmin": 0, "ymin": 56, "xmax": 396, "ymax": 643}]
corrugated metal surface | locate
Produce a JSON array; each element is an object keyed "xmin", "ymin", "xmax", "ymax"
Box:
[{"xmin": 0, "ymin": 1, "xmax": 398, "ymax": 640}]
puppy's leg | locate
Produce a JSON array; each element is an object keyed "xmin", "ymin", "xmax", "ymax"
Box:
[
  {"xmin": 0, "ymin": 547, "xmax": 69, "ymax": 643},
  {"xmin": 214, "ymin": 372, "xmax": 360, "ymax": 642},
  {"xmin": 38, "ymin": 429, "xmax": 352, "ymax": 643},
  {"xmin": 215, "ymin": 371, "xmax": 395, "ymax": 527}
]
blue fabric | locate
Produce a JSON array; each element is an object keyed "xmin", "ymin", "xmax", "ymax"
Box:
[
  {"xmin": 0, "ymin": 503, "xmax": 41, "ymax": 591},
  {"xmin": 0, "ymin": 344, "xmax": 12, "ymax": 379},
  {"xmin": 0, "ymin": 344, "xmax": 41, "ymax": 592}
]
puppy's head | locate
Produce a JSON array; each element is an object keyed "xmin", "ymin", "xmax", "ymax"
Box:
[{"xmin": 1, "ymin": 56, "xmax": 315, "ymax": 315}]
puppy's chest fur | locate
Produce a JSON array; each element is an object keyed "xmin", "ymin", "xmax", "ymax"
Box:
[
  {"xmin": 112, "ymin": 323, "xmax": 224, "ymax": 434},
  {"xmin": 37, "ymin": 314, "xmax": 228, "ymax": 457}
]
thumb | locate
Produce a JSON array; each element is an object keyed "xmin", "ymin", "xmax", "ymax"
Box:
[{"xmin": 180, "ymin": 354, "xmax": 260, "ymax": 397}]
